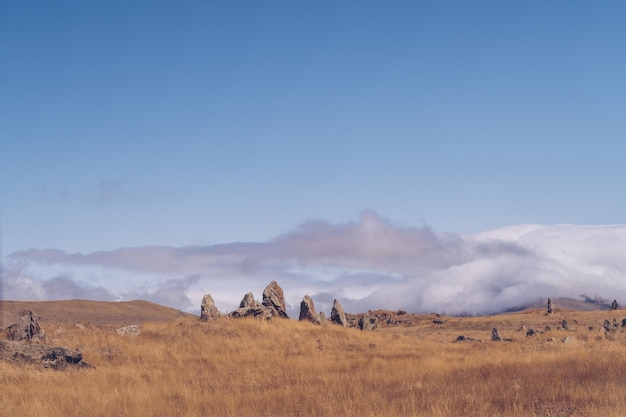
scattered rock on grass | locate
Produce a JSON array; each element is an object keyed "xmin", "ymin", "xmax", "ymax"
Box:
[{"xmin": 116, "ymin": 325, "xmax": 141, "ymax": 337}]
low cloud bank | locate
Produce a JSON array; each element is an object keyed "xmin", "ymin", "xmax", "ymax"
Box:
[{"xmin": 6, "ymin": 211, "xmax": 626, "ymax": 315}]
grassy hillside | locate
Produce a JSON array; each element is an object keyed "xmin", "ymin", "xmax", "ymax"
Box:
[
  {"xmin": 2, "ymin": 306, "xmax": 626, "ymax": 417},
  {"xmin": 0, "ymin": 299, "xmax": 189, "ymax": 328}
]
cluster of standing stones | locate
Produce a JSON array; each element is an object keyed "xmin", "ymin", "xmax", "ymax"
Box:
[
  {"xmin": 200, "ymin": 280, "xmax": 379, "ymax": 331},
  {"xmin": 481, "ymin": 297, "xmax": 624, "ymax": 344}
]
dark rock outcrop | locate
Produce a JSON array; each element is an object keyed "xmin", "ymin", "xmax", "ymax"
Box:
[
  {"xmin": 200, "ymin": 293, "xmax": 220, "ymax": 321},
  {"xmin": 0, "ymin": 340, "xmax": 88, "ymax": 369},
  {"xmin": 561, "ymin": 320, "xmax": 569, "ymax": 330},
  {"xmin": 262, "ymin": 281, "xmax": 288, "ymax": 318},
  {"xmin": 299, "ymin": 295, "xmax": 321, "ymax": 325},
  {"xmin": 359, "ymin": 310, "xmax": 378, "ymax": 331},
  {"xmin": 330, "ymin": 299, "xmax": 348, "ymax": 327},
  {"xmin": 455, "ymin": 335, "xmax": 475, "ymax": 342},
  {"xmin": 4, "ymin": 310, "xmax": 45, "ymax": 342},
  {"xmin": 611, "ymin": 300, "xmax": 619, "ymax": 310}
]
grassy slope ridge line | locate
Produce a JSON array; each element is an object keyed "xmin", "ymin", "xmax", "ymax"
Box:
[{"xmin": 0, "ymin": 300, "xmax": 189, "ymax": 328}]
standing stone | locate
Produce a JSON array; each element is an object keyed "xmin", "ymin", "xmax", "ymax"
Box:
[
  {"xmin": 561, "ymin": 320, "xmax": 569, "ymax": 330},
  {"xmin": 611, "ymin": 300, "xmax": 619, "ymax": 310},
  {"xmin": 547, "ymin": 298, "xmax": 555, "ymax": 314},
  {"xmin": 4, "ymin": 310, "xmax": 45, "ymax": 343},
  {"xmin": 299, "ymin": 295, "xmax": 321, "ymax": 324},
  {"xmin": 200, "ymin": 293, "xmax": 220, "ymax": 321},
  {"xmin": 319, "ymin": 311, "xmax": 326, "ymax": 322},
  {"xmin": 359, "ymin": 310, "xmax": 378, "ymax": 331},
  {"xmin": 603, "ymin": 320, "xmax": 611, "ymax": 332},
  {"xmin": 330, "ymin": 299, "xmax": 348, "ymax": 327},
  {"xmin": 491, "ymin": 328, "xmax": 502, "ymax": 341},
  {"xmin": 240, "ymin": 292, "xmax": 260, "ymax": 308},
  {"xmin": 262, "ymin": 281, "xmax": 289, "ymax": 318},
  {"xmin": 229, "ymin": 292, "xmax": 266, "ymax": 319}
]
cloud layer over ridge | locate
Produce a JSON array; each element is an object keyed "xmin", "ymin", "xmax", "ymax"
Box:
[{"xmin": 5, "ymin": 211, "xmax": 626, "ymax": 316}]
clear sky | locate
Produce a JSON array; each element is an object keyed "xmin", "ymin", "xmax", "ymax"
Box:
[{"xmin": 2, "ymin": 2, "xmax": 625, "ymax": 314}]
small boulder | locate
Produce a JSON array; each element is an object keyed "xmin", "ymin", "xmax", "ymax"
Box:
[
  {"xmin": 526, "ymin": 329, "xmax": 537, "ymax": 337},
  {"xmin": 561, "ymin": 320, "xmax": 569, "ymax": 331},
  {"xmin": 299, "ymin": 295, "xmax": 321, "ymax": 324},
  {"xmin": 455, "ymin": 335, "xmax": 474, "ymax": 342},
  {"xmin": 562, "ymin": 336, "xmax": 576, "ymax": 345},
  {"xmin": 262, "ymin": 281, "xmax": 289, "ymax": 318},
  {"xmin": 116, "ymin": 325, "xmax": 141, "ymax": 337},
  {"xmin": 200, "ymin": 293, "xmax": 220, "ymax": 321}
]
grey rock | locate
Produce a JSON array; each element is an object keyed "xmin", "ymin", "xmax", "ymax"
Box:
[
  {"xmin": 330, "ymin": 299, "xmax": 348, "ymax": 327},
  {"xmin": 0, "ymin": 340, "xmax": 88, "ymax": 369},
  {"xmin": 262, "ymin": 281, "xmax": 288, "ymax": 318},
  {"xmin": 116, "ymin": 325, "xmax": 141, "ymax": 337},
  {"xmin": 319, "ymin": 311, "xmax": 326, "ymax": 322},
  {"xmin": 562, "ymin": 336, "xmax": 576, "ymax": 344},
  {"xmin": 603, "ymin": 320, "xmax": 611, "ymax": 332},
  {"xmin": 240, "ymin": 292, "xmax": 260, "ymax": 309},
  {"xmin": 561, "ymin": 320, "xmax": 569, "ymax": 330},
  {"xmin": 359, "ymin": 310, "xmax": 378, "ymax": 331},
  {"xmin": 200, "ymin": 293, "xmax": 220, "ymax": 321},
  {"xmin": 526, "ymin": 329, "xmax": 537, "ymax": 337},
  {"xmin": 4, "ymin": 310, "xmax": 45, "ymax": 343},
  {"xmin": 455, "ymin": 335, "xmax": 474, "ymax": 342},
  {"xmin": 547, "ymin": 298, "xmax": 555, "ymax": 314},
  {"xmin": 611, "ymin": 299, "xmax": 619, "ymax": 310},
  {"xmin": 622, "ymin": 318, "xmax": 626, "ymax": 328},
  {"xmin": 229, "ymin": 292, "xmax": 265, "ymax": 319},
  {"xmin": 299, "ymin": 295, "xmax": 321, "ymax": 324}
]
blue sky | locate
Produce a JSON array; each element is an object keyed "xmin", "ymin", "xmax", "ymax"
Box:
[{"xmin": 2, "ymin": 2, "xmax": 625, "ymax": 314}]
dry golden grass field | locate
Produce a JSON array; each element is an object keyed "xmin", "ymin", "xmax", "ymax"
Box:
[{"xmin": 2, "ymin": 301, "xmax": 626, "ymax": 417}]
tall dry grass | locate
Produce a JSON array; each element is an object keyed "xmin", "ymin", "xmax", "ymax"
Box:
[{"xmin": 2, "ymin": 316, "xmax": 626, "ymax": 417}]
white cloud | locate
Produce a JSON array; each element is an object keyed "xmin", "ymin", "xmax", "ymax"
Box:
[{"xmin": 6, "ymin": 212, "xmax": 626, "ymax": 315}]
